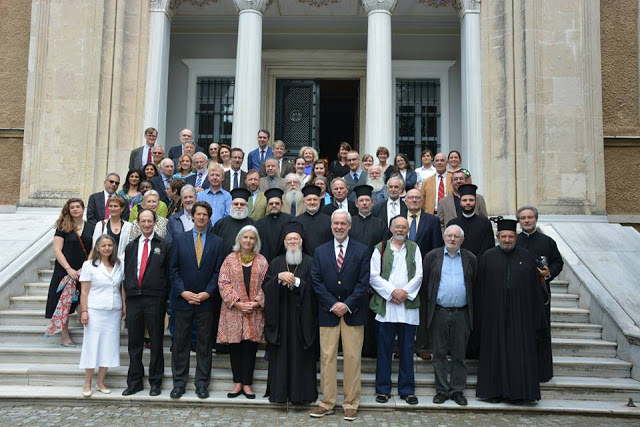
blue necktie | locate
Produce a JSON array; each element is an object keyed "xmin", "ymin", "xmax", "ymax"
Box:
[
  {"xmin": 233, "ymin": 172, "xmax": 239, "ymax": 190},
  {"xmin": 353, "ymin": 173, "xmax": 358, "ymax": 183},
  {"xmin": 260, "ymin": 150, "xmax": 265, "ymax": 163},
  {"xmin": 409, "ymin": 214, "xmax": 417, "ymax": 241},
  {"xmin": 195, "ymin": 173, "xmax": 203, "ymax": 188},
  {"xmin": 291, "ymin": 202, "xmax": 296, "ymax": 216}
]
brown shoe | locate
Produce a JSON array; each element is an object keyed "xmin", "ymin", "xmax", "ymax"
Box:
[
  {"xmin": 343, "ymin": 409, "xmax": 357, "ymax": 421},
  {"xmin": 309, "ymin": 406, "xmax": 334, "ymax": 418},
  {"xmin": 416, "ymin": 351, "xmax": 431, "ymax": 361}
]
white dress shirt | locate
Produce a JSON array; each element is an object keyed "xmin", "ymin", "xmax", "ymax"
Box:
[
  {"xmin": 79, "ymin": 260, "xmax": 124, "ymax": 310},
  {"xmin": 370, "ymin": 242, "xmax": 423, "ymax": 325}
]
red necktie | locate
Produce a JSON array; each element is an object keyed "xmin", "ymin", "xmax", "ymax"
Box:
[
  {"xmin": 337, "ymin": 244, "xmax": 344, "ymax": 271},
  {"xmin": 138, "ymin": 238, "xmax": 149, "ymax": 287},
  {"xmin": 146, "ymin": 147, "xmax": 152, "ymax": 166},
  {"xmin": 437, "ymin": 175, "xmax": 445, "ymax": 201}
]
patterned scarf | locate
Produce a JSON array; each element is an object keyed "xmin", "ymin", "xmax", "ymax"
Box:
[{"xmin": 44, "ymin": 275, "xmax": 78, "ymax": 337}]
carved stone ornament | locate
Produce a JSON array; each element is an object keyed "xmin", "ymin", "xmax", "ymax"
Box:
[
  {"xmin": 150, "ymin": 0, "xmax": 182, "ymax": 13},
  {"xmin": 417, "ymin": 0, "xmax": 454, "ymax": 7},
  {"xmin": 361, "ymin": 0, "xmax": 397, "ymax": 14},
  {"xmin": 233, "ymin": 0, "xmax": 273, "ymax": 13},
  {"xmin": 299, "ymin": 0, "xmax": 340, "ymax": 6},
  {"xmin": 452, "ymin": 0, "xmax": 481, "ymax": 14},
  {"xmin": 182, "ymin": 0, "xmax": 219, "ymax": 6}
]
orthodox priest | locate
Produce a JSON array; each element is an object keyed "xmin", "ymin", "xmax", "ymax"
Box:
[
  {"xmin": 446, "ymin": 184, "xmax": 494, "ymax": 257},
  {"xmin": 212, "ymin": 188, "xmax": 258, "ymax": 255},
  {"xmin": 292, "ymin": 185, "xmax": 333, "ymax": 255},
  {"xmin": 263, "ymin": 221, "xmax": 318, "ymax": 404},
  {"xmin": 475, "ymin": 219, "xmax": 546, "ymax": 403},
  {"xmin": 256, "ymin": 188, "xmax": 293, "ymax": 263},
  {"xmin": 515, "ymin": 205, "xmax": 564, "ymax": 382},
  {"xmin": 349, "ymin": 184, "xmax": 387, "ymax": 357}
]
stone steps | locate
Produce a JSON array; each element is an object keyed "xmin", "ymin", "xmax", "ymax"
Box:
[
  {"xmin": 0, "ymin": 362, "xmax": 637, "ymax": 402},
  {"xmin": 38, "ymin": 269, "xmax": 53, "ymax": 283},
  {"xmin": 550, "ymin": 280, "xmax": 569, "ymax": 294},
  {"xmin": 24, "ymin": 282, "xmax": 49, "ymax": 297}
]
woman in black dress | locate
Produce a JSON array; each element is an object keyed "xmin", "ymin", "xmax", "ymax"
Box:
[
  {"xmin": 45, "ymin": 198, "xmax": 94, "ymax": 346},
  {"xmin": 328, "ymin": 141, "xmax": 351, "ymax": 179}
]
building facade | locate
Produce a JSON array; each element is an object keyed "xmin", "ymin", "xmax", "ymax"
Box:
[{"xmin": 2, "ymin": 0, "xmax": 620, "ymax": 219}]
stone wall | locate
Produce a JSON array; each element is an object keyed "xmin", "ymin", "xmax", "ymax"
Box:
[{"xmin": 0, "ymin": 1, "xmax": 31, "ymax": 207}]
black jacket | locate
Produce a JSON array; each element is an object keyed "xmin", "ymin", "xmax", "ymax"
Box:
[{"xmin": 123, "ymin": 234, "xmax": 171, "ymax": 299}]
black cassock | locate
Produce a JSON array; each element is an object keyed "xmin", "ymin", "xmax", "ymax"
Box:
[
  {"xmin": 256, "ymin": 212, "xmax": 294, "ymax": 263},
  {"xmin": 349, "ymin": 213, "xmax": 387, "ymax": 357},
  {"xmin": 447, "ymin": 214, "xmax": 495, "ymax": 256},
  {"xmin": 516, "ymin": 230, "xmax": 564, "ymax": 382},
  {"xmin": 292, "ymin": 211, "xmax": 332, "ymax": 255},
  {"xmin": 213, "ymin": 216, "xmax": 258, "ymax": 255},
  {"xmin": 475, "ymin": 246, "xmax": 546, "ymax": 401},
  {"xmin": 263, "ymin": 254, "xmax": 319, "ymax": 404}
]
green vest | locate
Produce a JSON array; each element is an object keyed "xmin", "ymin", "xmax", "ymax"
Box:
[{"xmin": 369, "ymin": 239, "xmax": 421, "ymax": 316}]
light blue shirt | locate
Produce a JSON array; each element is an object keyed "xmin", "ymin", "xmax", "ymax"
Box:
[
  {"xmin": 436, "ymin": 247, "xmax": 467, "ymax": 308},
  {"xmin": 192, "ymin": 227, "xmax": 206, "ymax": 248},
  {"xmin": 197, "ymin": 187, "xmax": 231, "ymax": 226}
]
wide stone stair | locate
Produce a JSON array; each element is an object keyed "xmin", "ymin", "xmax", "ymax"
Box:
[{"xmin": 0, "ymin": 260, "xmax": 639, "ymax": 414}]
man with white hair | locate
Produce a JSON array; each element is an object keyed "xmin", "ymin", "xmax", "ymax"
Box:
[
  {"xmin": 186, "ymin": 152, "xmax": 210, "ymax": 192},
  {"xmin": 366, "ymin": 164, "xmax": 387, "ymax": 205},
  {"xmin": 422, "ymin": 224, "xmax": 477, "ymax": 406},
  {"xmin": 281, "ymin": 173, "xmax": 304, "ymax": 216},
  {"xmin": 212, "ymin": 188, "xmax": 259, "ymax": 256},
  {"xmin": 321, "ymin": 177, "xmax": 358, "ymax": 217},
  {"xmin": 263, "ymin": 221, "xmax": 318, "ymax": 404},
  {"xmin": 372, "ymin": 175, "xmax": 407, "ymax": 227},
  {"xmin": 150, "ymin": 158, "xmax": 175, "ymax": 204},
  {"xmin": 168, "ymin": 128, "xmax": 203, "ymax": 160}
]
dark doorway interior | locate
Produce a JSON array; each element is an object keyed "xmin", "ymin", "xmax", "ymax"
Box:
[{"xmin": 318, "ymin": 80, "xmax": 359, "ymax": 163}]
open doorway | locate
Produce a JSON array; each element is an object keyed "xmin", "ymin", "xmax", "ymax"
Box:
[{"xmin": 318, "ymin": 80, "xmax": 359, "ymax": 163}]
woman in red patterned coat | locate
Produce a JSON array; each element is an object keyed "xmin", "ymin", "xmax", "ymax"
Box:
[{"xmin": 217, "ymin": 225, "xmax": 267, "ymax": 399}]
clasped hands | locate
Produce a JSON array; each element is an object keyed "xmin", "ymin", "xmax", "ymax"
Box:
[
  {"xmin": 235, "ymin": 300, "xmax": 259, "ymax": 314},
  {"xmin": 181, "ymin": 291, "xmax": 210, "ymax": 305},
  {"xmin": 330, "ymin": 302, "xmax": 349, "ymax": 317},
  {"xmin": 390, "ymin": 289, "xmax": 409, "ymax": 305},
  {"xmin": 278, "ymin": 272, "xmax": 297, "ymax": 289}
]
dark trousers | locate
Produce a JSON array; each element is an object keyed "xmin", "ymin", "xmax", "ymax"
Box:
[
  {"xmin": 229, "ymin": 340, "xmax": 258, "ymax": 385},
  {"xmin": 126, "ymin": 296, "xmax": 165, "ymax": 388},
  {"xmin": 375, "ymin": 321, "xmax": 417, "ymax": 397},
  {"xmin": 168, "ymin": 288, "xmax": 197, "ymax": 343},
  {"xmin": 415, "ymin": 285, "xmax": 431, "ymax": 352},
  {"xmin": 171, "ymin": 308, "xmax": 213, "ymax": 388},
  {"xmin": 431, "ymin": 306, "xmax": 471, "ymax": 395}
]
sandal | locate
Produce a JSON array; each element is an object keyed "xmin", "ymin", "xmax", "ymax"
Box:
[{"xmin": 375, "ymin": 393, "xmax": 390, "ymax": 403}]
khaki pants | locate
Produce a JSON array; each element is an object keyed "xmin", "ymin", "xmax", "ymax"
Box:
[{"xmin": 319, "ymin": 317, "xmax": 364, "ymax": 411}]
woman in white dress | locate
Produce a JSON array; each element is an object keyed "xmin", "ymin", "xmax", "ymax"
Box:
[{"xmin": 78, "ymin": 234, "xmax": 125, "ymax": 397}]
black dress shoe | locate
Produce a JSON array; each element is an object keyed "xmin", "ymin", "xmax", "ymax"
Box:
[
  {"xmin": 122, "ymin": 384, "xmax": 143, "ymax": 396},
  {"xmin": 190, "ymin": 342, "xmax": 197, "ymax": 353},
  {"xmin": 227, "ymin": 390, "xmax": 242, "ymax": 398},
  {"xmin": 243, "ymin": 390, "xmax": 256, "ymax": 399},
  {"xmin": 149, "ymin": 385, "xmax": 161, "ymax": 396},
  {"xmin": 432, "ymin": 393, "xmax": 448, "ymax": 404},
  {"xmin": 196, "ymin": 386, "xmax": 209, "ymax": 399},
  {"xmin": 170, "ymin": 387, "xmax": 185, "ymax": 399},
  {"xmin": 451, "ymin": 392, "xmax": 468, "ymax": 406}
]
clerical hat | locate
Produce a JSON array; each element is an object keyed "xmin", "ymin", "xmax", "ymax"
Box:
[
  {"xmin": 230, "ymin": 188, "xmax": 251, "ymax": 201},
  {"xmin": 353, "ymin": 184, "xmax": 373, "ymax": 199},
  {"xmin": 497, "ymin": 219, "xmax": 518, "ymax": 232},
  {"xmin": 301, "ymin": 185, "xmax": 321, "ymax": 197},
  {"xmin": 458, "ymin": 184, "xmax": 477, "ymax": 198},
  {"xmin": 264, "ymin": 188, "xmax": 283, "ymax": 202},
  {"xmin": 282, "ymin": 221, "xmax": 304, "ymax": 240}
]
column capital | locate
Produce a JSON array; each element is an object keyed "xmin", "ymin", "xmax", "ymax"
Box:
[
  {"xmin": 150, "ymin": 0, "xmax": 181, "ymax": 20},
  {"xmin": 454, "ymin": 0, "xmax": 481, "ymax": 19},
  {"xmin": 362, "ymin": 0, "xmax": 397, "ymax": 14},
  {"xmin": 233, "ymin": 0, "xmax": 273, "ymax": 14}
]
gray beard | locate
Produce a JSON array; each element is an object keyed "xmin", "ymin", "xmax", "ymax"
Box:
[
  {"xmin": 285, "ymin": 190, "xmax": 303, "ymax": 205},
  {"xmin": 393, "ymin": 234, "xmax": 406, "ymax": 243},
  {"xmin": 367, "ymin": 178, "xmax": 384, "ymax": 193},
  {"xmin": 230, "ymin": 208, "xmax": 249, "ymax": 220},
  {"xmin": 499, "ymin": 243, "xmax": 515, "ymax": 253},
  {"xmin": 285, "ymin": 248, "xmax": 303, "ymax": 265}
]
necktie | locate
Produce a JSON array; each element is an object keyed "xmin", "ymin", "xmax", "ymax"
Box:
[
  {"xmin": 233, "ymin": 172, "xmax": 239, "ymax": 190},
  {"xmin": 195, "ymin": 232, "xmax": 203, "ymax": 267},
  {"xmin": 248, "ymin": 195, "xmax": 254, "ymax": 212},
  {"xmin": 409, "ymin": 214, "xmax": 417, "ymax": 241},
  {"xmin": 146, "ymin": 147, "xmax": 152, "ymax": 166},
  {"xmin": 291, "ymin": 201, "xmax": 296, "ymax": 216},
  {"xmin": 391, "ymin": 201, "xmax": 398, "ymax": 217},
  {"xmin": 268, "ymin": 176, "xmax": 276, "ymax": 188},
  {"xmin": 138, "ymin": 238, "xmax": 149, "ymax": 286},
  {"xmin": 438, "ymin": 174, "xmax": 445, "ymax": 201},
  {"xmin": 337, "ymin": 244, "xmax": 344, "ymax": 271},
  {"xmin": 195, "ymin": 172, "xmax": 203, "ymax": 188},
  {"xmin": 104, "ymin": 194, "xmax": 111, "ymax": 219},
  {"xmin": 353, "ymin": 173, "xmax": 358, "ymax": 182},
  {"xmin": 260, "ymin": 150, "xmax": 265, "ymax": 163}
]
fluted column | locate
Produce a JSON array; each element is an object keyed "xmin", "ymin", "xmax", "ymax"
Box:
[
  {"xmin": 144, "ymin": 0, "xmax": 177, "ymax": 147},
  {"xmin": 363, "ymin": 0, "xmax": 396, "ymax": 158},
  {"xmin": 231, "ymin": 0, "xmax": 271, "ymax": 166},
  {"xmin": 457, "ymin": 0, "xmax": 483, "ymax": 189}
]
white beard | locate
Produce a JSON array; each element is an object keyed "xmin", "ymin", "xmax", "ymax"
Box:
[
  {"xmin": 367, "ymin": 178, "xmax": 384, "ymax": 193},
  {"xmin": 285, "ymin": 190, "xmax": 303, "ymax": 205},
  {"xmin": 393, "ymin": 234, "xmax": 406, "ymax": 242},
  {"xmin": 285, "ymin": 248, "xmax": 303, "ymax": 265},
  {"xmin": 230, "ymin": 207, "xmax": 249, "ymax": 220}
]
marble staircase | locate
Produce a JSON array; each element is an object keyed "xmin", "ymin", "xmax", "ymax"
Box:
[{"xmin": 0, "ymin": 259, "xmax": 639, "ymax": 415}]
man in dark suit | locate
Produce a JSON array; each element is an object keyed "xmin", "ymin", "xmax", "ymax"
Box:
[
  {"xmin": 259, "ymin": 139, "xmax": 295, "ymax": 177},
  {"xmin": 222, "ymin": 147, "xmax": 247, "ymax": 191},
  {"xmin": 185, "ymin": 152, "xmax": 210, "ymax": 193},
  {"xmin": 167, "ymin": 128, "xmax": 203, "ymax": 160},
  {"xmin": 404, "ymin": 188, "xmax": 443, "ymax": 261},
  {"xmin": 129, "ymin": 127, "xmax": 157, "ymax": 172},
  {"xmin": 310, "ymin": 209, "xmax": 370, "ymax": 422},
  {"xmin": 247, "ymin": 129, "xmax": 274, "ymax": 172},
  {"xmin": 321, "ymin": 177, "xmax": 358, "ymax": 217},
  {"xmin": 169, "ymin": 201, "xmax": 225, "ymax": 400},
  {"xmin": 150, "ymin": 158, "xmax": 174, "ymax": 204},
  {"xmin": 422, "ymin": 224, "xmax": 477, "ymax": 406},
  {"xmin": 166, "ymin": 185, "xmax": 197, "ymax": 245},
  {"xmin": 372, "ymin": 175, "xmax": 407, "ymax": 227},
  {"xmin": 343, "ymin": 151, "xmax": 368, "ymax": 200},
  {"xmin": 87, "ymin": 172, "xmax": 130, "ymax": 226},
  {"xmin": 122, "ymin": 209, "xmax": 171, "ymax": 397}
]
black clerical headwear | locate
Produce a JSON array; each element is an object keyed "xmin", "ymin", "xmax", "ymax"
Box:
[
  {"xmin": 264, "ymin": 187, "xmax": 283, "ymax": 202},
  {"xmin": 458, "ymin": 184, "xmax": 477, "ymax": 198},
  {"xmin": 301, "ymin": 185, "xmax": 321, "ymax": 197},
  {"xmin": 230, "ymin": 188, "xmax": 251, "ymax": 201},
  {"xmin": 497, "ymin": 219, "xmax": 518, "ymax": 232},
  {"xmin": 353, "ymin": 184, "xmax": 373, "ymax": 199}
]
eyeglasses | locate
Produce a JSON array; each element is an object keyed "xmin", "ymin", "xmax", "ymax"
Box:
[
  {"xmin": 107, "ymin": 180, "xmax": 120, "ymax": 185},
  {"xmin": 145, "ymin": 134, "xmax": 157, "ymax": 138},
  {"xmin": 458, "ymin": 168, "xmax": 471, "ymax": 177}
]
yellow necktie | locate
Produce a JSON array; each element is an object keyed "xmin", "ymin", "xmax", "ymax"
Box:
[{"xmin": 195, "ymin": 232, "xmax": 203, "ymax": 267}]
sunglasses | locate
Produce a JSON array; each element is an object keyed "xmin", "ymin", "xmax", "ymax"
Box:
[{"xmin": 107, "ymin": 180, "xmax": 120, "ymax": 185}]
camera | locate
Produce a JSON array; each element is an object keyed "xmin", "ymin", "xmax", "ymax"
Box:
[{"xmin": 536, "ymin": 255, "xmax": 548, "ymax": 269}]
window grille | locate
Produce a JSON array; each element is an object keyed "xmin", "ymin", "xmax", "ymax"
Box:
[{"xmin": 196, "ymin": 78, "xmax": 235, "ymax": 147}]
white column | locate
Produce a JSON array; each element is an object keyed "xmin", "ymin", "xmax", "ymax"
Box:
[
  {"xmin": 232, "ymin": 0, "xmax": 271, "ymax": 166},
  {"xmin": 458, "ymin": 0, "xmax": 483, "ymax": 189},
  {"xmin": 363, "ymin": 0, "xmax": 396, "ymax": 158},
  {"xmin": 144, "ymin": 0, "xmax": 174, "ymax": 148}
]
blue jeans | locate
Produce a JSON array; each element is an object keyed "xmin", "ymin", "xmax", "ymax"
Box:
[{"xmin": 375, "ymin": 321, "xmax": 417, "ymax": 396}]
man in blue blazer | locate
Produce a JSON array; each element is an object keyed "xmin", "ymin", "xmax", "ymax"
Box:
[
  {"xmin": 247, "ymin": 129, "xmax": 274, "ymax": 172},
  {"xmin": 310, "ymin": 209, "xmax": 370, "ymax": 422},
  {"xmin": 169, "ymin": 201, "xmax": 225, "ymax": 400}
]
